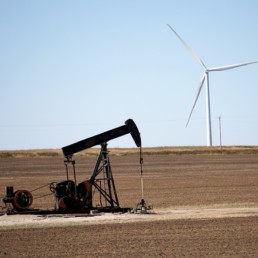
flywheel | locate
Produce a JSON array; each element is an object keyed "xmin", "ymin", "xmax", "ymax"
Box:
[{"xmin": 13, "ymin": 190, "xmax": 33, "ymax": 210}]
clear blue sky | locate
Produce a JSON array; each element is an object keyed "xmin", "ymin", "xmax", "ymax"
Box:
[{"xmin": 1, "ymin": 1, "xmax": 258, "ymax": 150}]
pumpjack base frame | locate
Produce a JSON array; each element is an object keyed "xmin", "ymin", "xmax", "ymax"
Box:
[{"xmin": 3, "ymin": 207, "xmax": 133, "ymax": 216}]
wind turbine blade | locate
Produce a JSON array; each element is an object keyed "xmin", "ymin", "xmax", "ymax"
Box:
[
  {"xmin": 167, "ymin": 24, "xmax": 207, "ymax": 69},
  {"xmin": 186, "ymin": 74, "xmax": 206, "ymax": 127},
  {"xmin": 208, "ymin": 61, "xmax": 258, "ymax": 72}
]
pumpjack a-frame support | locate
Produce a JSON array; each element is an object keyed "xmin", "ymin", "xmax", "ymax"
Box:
[{"xmin": 89, "ymin": 142, "xmax": 120, "ymax": 209}]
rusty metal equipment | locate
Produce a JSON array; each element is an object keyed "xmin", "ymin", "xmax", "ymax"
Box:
[
  {"xmin": 2, "ymin": 186, "xmax": 33, "ymax": 211},
  {"xmin": 2, "ymin": 119, "xmax": 142, "ymax": 214}
]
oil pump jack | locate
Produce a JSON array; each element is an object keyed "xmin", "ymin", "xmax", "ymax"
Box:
[
  {"xmin": 2, "ymin": 119, "xmax": 142, "ymax": 214},
  {"xmin": 51, "ymin": 118, "xmax": 142, "ymax": 213}
]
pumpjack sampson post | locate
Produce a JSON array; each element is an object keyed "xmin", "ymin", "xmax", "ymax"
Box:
[{"xmin": 2, "ymin": 119, "xmax": 142, "ymax": 214}]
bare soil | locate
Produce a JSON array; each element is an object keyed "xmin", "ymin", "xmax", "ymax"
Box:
[{"xmin": 0, "ymin": 152, "xmax": 258, "ymax": 257}]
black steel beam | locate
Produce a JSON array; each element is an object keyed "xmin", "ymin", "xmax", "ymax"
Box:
[{"xmin": 62, "ymin": 119, "xmax": 141, "ymax": 158}]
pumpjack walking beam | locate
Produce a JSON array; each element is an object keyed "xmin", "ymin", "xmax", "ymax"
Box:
[{"xmin": 62, "ymin": 119, "xmax": 141, "ymax": 159}]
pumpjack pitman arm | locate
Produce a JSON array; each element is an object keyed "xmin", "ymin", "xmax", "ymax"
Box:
[{"xmin": 62, "ymin": 119, "xmax": 141, "ymax": 159}]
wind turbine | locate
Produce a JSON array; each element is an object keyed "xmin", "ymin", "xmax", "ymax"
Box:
[{"xmin": 167, "ymin": 24, "xmax": 258, "ymax": 146}]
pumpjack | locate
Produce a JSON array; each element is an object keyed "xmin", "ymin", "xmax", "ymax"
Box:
[{"xmin": 2, "ymin": 119, "xmax": 142, "ymax": 214}]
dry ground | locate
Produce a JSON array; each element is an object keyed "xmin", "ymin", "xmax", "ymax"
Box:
[{"xmin": 0, "ymin": 149, "xmax": 258, "ymax": 257}]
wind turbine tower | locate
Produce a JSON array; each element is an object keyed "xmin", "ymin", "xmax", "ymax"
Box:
[{"xmin": 167, "ymin": 24, "xmax": 258, "ymax": 146}]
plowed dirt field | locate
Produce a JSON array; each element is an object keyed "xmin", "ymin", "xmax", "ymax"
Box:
[{"xmin": 0, "ymin": 151, "xmax": 258, "ymax": 257}]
